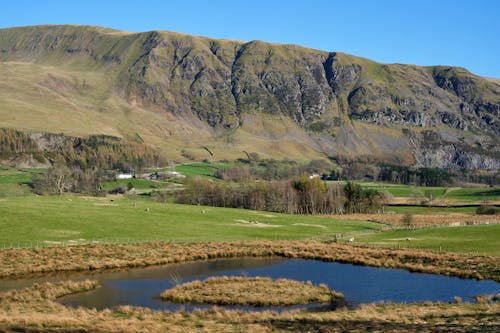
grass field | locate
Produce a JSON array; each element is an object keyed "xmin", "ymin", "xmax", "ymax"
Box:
[
  {"xmin": 356, "ymin": 224, "xmax": 500, "ymax": 256},
  {"xmin": 175, "ymin": 162, "xmax": 232, "ymax": 178},
  {"xmin": 0, "ymin": 167, "xmax": 45, "ymax": 184},
  {"xmin": 360, "ymin": 183, "xmax": 447, "ymax": 197},
  {"xmin": 0, "ymin": 195, "xmax": 381, "ymax": 244},
  {"xmin": 444, "ymin": 187, "xmax": 500, "ymax": 201},
  {"xmin": 359, "ymin": 182, "xmax": 499, "ymax": 201},
  {"xmin": 102, "ymin": 178, "xmax": 170, "ymax": 191},
  {"xmin": 0, "ymin": 167, "xmax": 41, "ymax": 197}
]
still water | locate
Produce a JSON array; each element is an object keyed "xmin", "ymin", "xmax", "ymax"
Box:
[{"xmin": 1, "ymin": 258, "xmax": 498, "ymax": 311}]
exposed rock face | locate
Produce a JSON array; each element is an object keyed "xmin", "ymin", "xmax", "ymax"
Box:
[{"xmin": 0, "ymin": 25, "xmax": 498, "ymax": 169}]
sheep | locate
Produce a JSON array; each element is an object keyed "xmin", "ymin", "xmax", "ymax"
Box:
[
  {"xmin": 348, "ymin": 238, "xmax": 354, "ymax": 243},
  {"xmin": 406, "ymin": 237, "xmax": 412, "ymax": 241}
]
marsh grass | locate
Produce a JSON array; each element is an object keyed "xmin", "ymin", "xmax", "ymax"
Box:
[
  {"xmin": 0, "ymin": 280, "xmax": 498, "ymax": 332},
  {"xmin": 0, "ymin": 280, "xmax": 99, "ymax": 302},
  {"xmin": 1, "ymin": 240, "xmax": 498, "ymax": 281},
  {"xmin": 161, "ymin": 276, "xmax": 343, "ymax": 306}
]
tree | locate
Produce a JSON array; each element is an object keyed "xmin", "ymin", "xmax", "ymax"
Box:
[{"xmin": 32, "ymin": 164, "xmax": 73, "ymax": 195}]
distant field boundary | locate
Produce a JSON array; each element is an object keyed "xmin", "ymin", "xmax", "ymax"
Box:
[
  {"xmin": 331, "ymin": 220, "xmax": 500, "ymax": 244},
  {"xmin": 388, "ymin": 203, "xmax": 499, "ymax": 208}
]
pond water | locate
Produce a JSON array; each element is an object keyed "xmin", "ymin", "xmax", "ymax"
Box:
[{"xmin": 1, "ymin": 258, "xmax": 498, "ymax": 312}]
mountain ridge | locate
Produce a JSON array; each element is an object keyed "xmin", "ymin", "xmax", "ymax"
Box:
[{"xmin": 0, "ymin": 25, "xmax": 498, "ymax": 169}]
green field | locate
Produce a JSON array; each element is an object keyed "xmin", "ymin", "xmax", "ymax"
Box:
[
  {"xmin": 0, "ymin": 167, "xmax": 45, "ymax": 184},
  {"xmin": 443, "ymin": 187, "xmax": 500, "ymax": 201},
  {"xmin": 360, "ymin": 183, "xmax": 447, "ymax": 197},
  {"xmin": 356, "ymin": 224, "xmax": 500, "ymax": 256},
  {"xmin": 1, "ymin": 166, "xmax": 499, "ymax": 256},
  {"xmin": 0, "ymin": 167, "xmax": 40, "ymax": 197},
  {"xmin": 102, "ymin": 178, "xmax": 170, "ymax": 191},
  {"xmin": 175, "ymin": 162, "xmax": 232, "ymax": 178},
  {"xmin": 359, "ymin": 182, "xmax": 499, "ymax": 201},
  {"xmin": 0, "ymin": 195, "xmax": 381, "ymax": 244}
]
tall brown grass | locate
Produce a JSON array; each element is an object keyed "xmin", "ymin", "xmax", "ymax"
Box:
[
  {"xmin": 1, "ymin": 240, "xmax": 498, "ymax": 281},
  {"xmin": 0, "ymin": 280, "xmax": 498, "ymax": 332},
  {"xmin": 161, "ymin": 276, "xmax": 343, "ymax": 306}
]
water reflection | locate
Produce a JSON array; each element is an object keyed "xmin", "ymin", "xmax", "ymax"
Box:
[{"xmin": 1, "ymin": 258, "xmax": 498, "ymax": 312}]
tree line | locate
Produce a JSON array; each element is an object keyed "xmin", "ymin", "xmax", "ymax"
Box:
[
  {"xmin": 32, "ymin": 158, "xmax": 105, "ymax": 196},
  {"xmin": 176, "ymin": 176, "xmax": 383, "ymax": 214},
  {"xmin": 0, "ymin": 128, "xmax": 165, "ymax": 171},
  {"xmin": 214, "ymin": 157, "xmax": 456, "ymax": 187},
  {"xmin": 215, "ymin": 159, "xmax": 333, "ymax": 182}
]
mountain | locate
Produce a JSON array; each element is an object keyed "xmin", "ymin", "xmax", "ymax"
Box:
[{"xmin": 0, "ymin": 25, "xmax": 498, "ymax": 169}]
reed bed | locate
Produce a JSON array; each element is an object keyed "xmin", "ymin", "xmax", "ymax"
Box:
[
  {"xmin": 0, "ymin": 281, "xmax": 498, "ymax": 332},
  {"xmin": 161, "ymin": 276, "xmax": 343, "ymax": 306},
  {"xmin": 1, "ymin": 240, "xmax": 499, "ymax": 281}
]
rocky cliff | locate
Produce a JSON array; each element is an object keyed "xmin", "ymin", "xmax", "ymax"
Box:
[{"xmin": 0, "ymin": 25, "xmax": 498, "ymax": 169}]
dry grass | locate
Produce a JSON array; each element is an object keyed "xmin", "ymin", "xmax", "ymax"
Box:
[
  {"xmin": 161, "ymin": 276, "xmax": 343, "ymax": 306},
  {"xmin": 0, "ymin": 280, "xmax": 99, "ymax": 303},
  {"xmin": 0, "ymin": 240, "xmax": 499, "ymax": 281},
  {"xmin": 339, "ymin": 213, "xmax": 500, "ymax": 227},
  {"xmin": 0, "ymin": 280, "xmax": 498, "ymax": 332}
]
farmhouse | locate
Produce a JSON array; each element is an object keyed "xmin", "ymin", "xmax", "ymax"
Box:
[{"xmin": 117, "ymin": 173, "xmax": 134, "ymax": 180}]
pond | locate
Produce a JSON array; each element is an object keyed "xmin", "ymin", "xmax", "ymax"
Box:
[{"xmin": 1, "ymin": 258, "xmax": 498, "ymax": 312}]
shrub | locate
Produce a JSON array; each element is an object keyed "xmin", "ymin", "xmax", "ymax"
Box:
[
  {"xmin": 151, "ymin": 191, "xmax": 169, "ymax": 203},
  {"xmin": 181, "ymin": 149, "xmax": 195, "ymax": 161},
  {"xmin": 476, "ymin": 205, "xmax": 497, "ymax": 215},
  {"xmin": 403, "ymin": 213, "xmax": 413, "ymax": 227},
  {"xmin": 111, "ymin": 184, "xmax": 128, "ymax": 194}
]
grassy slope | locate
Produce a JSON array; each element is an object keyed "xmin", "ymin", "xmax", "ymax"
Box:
[
  {"xmin": 0, "ymin": 62, "xmax": 212, "ymax": 159},
  {"xmin": 0, "ymin": 195, "xmax": 380, "ymax": 244},
  {"xmin": 356, "ymin": 224, "xmax": 500, "ymax": 256},
  {"xmin": 359, "ymin": 182, "xmax": 500, "ymax": 201},
  {"xmin": 175, "ymin": 162, "xmax": 232, "ymax": 178}
]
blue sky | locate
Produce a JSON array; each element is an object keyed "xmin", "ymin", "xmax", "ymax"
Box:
[{"xmin": 1, "ymin": 0, "xmax": 499, "ymax": 78}]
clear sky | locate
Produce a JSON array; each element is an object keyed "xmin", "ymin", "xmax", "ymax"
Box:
[{"xmin": 1, "ymin": 0, "xmax": 499, "ymax": 78}]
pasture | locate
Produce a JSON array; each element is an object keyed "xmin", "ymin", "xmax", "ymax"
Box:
[
  {"xmin": 356, "ymin": 224, "xmax": 500, "ymax": 256},
  {"xmin": 360, "ymin": 182, "xmax": 499, "ymax": 202},
  {"xmin": 0, "ymin": 195, "xmax": 380, "ymax": 245},
  {"xmin": 175, "ymin": 162, "xmax": 231, "ymax": 178}
]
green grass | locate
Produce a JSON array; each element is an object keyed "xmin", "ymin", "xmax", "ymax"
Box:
[
  {"xmin": 0, "ymin": 168, "xmax": 42, "ymax": 184},
  {"xmin": 359, "ymin": 182, "xmax": 499, "ymax": 202},
  {"xmin": 0, "ymin": 167, "xmax": 44, "ymax": 197},
  {"xmin": 102, "ymin": 179, "xmax": 170, "ymax": 191},
  {"xmin": 359, "ymin": 182, "xmax": 447, "ymax": 198},
  {"xmin": 356, "ymin": 224, "xmax": 500, "ymax": 256},
  {"xmin": 0, "ymin": 195, "xmax": 381, "ymax": 244},
  {"xmin": 175, "ymin": 162, "xmax": 232, "ymax": 178},
  {"xmin": 443, "ymin": 187, "xmax": 500, "ymax": 201}
]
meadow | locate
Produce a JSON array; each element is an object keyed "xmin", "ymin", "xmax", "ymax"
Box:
[
  {"xmin": 0, "ymin": 195, "xmax": 381, "ymax": 245},
  {"xmin": 359, "ymin": 182, "xmax": 499, "ymax": 202},
  {"xmin": 356, "ymin": 224, "xmax": 500, "ymax": 256},
  {"xmin": 175, "ymin": 161, "xmax": 232, "ymax": 178}
]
